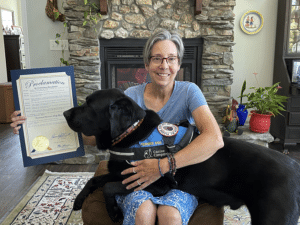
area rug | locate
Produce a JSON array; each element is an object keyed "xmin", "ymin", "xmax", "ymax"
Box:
[
  {"xmin": 224, "ymin": 206, "xmax": 300, "ymax": 225},
  {"xmin": 1, "ymin": 170, "xmax": 300, "ymax": 225},
  {"xmin": 1, "ymin": 170, "xmax": 93, "ymax": 225}
]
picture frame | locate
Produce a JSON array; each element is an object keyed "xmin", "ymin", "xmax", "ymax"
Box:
[
  {"xmin": 292, "ymin": 59, "xmax": 300, "ymax": 83},
  {"xmin": 240, "ymin": 10, "xmax": 264, "ymax": 35}
]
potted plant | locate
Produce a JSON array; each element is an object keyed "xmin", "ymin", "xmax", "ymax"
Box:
[
  {"xmin": 239, "ymin": 82, "xmax": 289, "ymax": 133},
  {"xmin": 236, "ymin": 80, "xmax": 248, "ymax": 126}
]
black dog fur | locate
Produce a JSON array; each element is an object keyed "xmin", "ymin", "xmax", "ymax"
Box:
[{"xmin": 64, "ymin": 89, "xmax": 300, "ymax": 225}]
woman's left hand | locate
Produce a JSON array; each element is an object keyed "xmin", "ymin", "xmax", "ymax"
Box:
[{"xmin": 121, "ymin": 159, "xmax": 161, "ymax": 191}]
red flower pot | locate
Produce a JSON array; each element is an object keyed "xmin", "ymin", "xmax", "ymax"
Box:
[{"xmin": 249, "ymin": 111, "xmax": 272, "ymax": 133}]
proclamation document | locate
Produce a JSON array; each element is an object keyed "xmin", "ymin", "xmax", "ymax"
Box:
[{"xmin": 11, "ymin": 66, "xmax": 84, "ymax": 167}]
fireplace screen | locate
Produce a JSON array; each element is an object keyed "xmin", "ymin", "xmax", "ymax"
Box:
[
  {"xmin": 111, "ymin": 64, "xmax": 193, "ymax": 90},
  {"xmin": 100, "ymin": 38, "xmax": 203, "ymax": 90},
  {"xmin": 113, "ymin": 66, "xmax": 150, "ymax": 90}
]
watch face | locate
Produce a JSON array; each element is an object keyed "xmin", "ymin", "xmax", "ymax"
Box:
[{"xmin": 158, "ymin": 123, "xmax": 179, "ymax": 137}]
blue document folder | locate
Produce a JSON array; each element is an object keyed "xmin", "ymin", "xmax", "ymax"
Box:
[{"xmin": 11, "ymin": 66, "xmax": 85, "ymax": 167}]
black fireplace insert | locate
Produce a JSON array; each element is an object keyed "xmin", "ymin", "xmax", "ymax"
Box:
[{"xmin": 100, "ymin": 38, "xmax": 203, "ymax": 90}]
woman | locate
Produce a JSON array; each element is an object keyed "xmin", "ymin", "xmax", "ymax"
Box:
[{"xmin": 11, "ymin": 30, "xmax": 223, "ymax": 225}]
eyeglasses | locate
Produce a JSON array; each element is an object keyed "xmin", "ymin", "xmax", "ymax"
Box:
[{"xmin": 150, "ymin": 56, "xmax": 178, "ymax": 65}]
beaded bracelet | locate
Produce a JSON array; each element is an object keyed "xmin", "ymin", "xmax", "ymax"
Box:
[
  {"xmin": 166, "ymin": 154, "xmax": 177, "ymax": 176},
  {"xmin": 158, "ymin": 159, "xmax": 164, "ymax": 177},
  {"xmin": 170, "ymin": 154, "xmax": 177, "ymax": 176},
  {"xmin": 167, "ymin": 155, "xmax": 172, "ymax": 174}
]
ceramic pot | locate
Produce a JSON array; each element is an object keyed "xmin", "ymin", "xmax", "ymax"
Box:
[
  {"xmin": 249, "ymin": 111, "xmax": 272, "ymax": 133},
  {"xmin": 236, "ymin": 104, "xmax": 248, "ymax": 126}
]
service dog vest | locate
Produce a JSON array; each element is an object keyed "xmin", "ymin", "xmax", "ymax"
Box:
[{"xmin": 109, "ymin": 122, "xmax": 195, "ymax": 160}]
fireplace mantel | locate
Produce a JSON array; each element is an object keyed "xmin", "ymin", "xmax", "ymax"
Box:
[
  {"xmin": 99, "ymin": 0, "xmax": 107, "ymax": 15},
  {"xmin": 195, "ymin": 0, "xmax": 203, "ymax": 15}
]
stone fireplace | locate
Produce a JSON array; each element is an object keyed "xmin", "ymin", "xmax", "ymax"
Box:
[{"xmin": 61, "ymin": 0, "xmax": 236, "ymax": 163}]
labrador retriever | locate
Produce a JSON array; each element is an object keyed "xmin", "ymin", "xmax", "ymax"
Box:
[{"xmin": 64, "ymin": 88, "xmax": 300, "ymax": 225}]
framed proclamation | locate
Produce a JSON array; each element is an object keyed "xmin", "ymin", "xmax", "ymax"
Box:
[{"xmin": 11, "ymin": 66, "xmax": 85, "ymax": 167}]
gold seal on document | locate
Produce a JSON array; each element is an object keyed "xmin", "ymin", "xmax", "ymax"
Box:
[{"xmin": 32, "ymin": 136, "xmax": 49, "ymax": 151}]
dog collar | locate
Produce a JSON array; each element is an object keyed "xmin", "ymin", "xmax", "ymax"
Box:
[{"xmin": 111, "ymin": 118, "xmax": 144, "ymax": 146}]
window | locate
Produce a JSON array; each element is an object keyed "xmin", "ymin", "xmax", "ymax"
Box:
[{"xmin": 1, "ymin": 8, "xmax": 14, "ymax": 29}]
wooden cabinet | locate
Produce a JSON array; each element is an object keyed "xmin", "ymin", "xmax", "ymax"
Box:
[
  {"xmin": 0, "ymin": 83, "xmax": 15, "ymax": 123},
  {"xmin": 270, "ymin": 0, "xmax": 300, "ymax": 147},
  {"xmin": 4, "ymin": 35, "xmax": 20, "ymax": 82}
]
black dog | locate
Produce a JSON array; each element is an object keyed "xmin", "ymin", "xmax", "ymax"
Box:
[{"xmin": 64, "ymin": 89, "xmax": 300, "ymax": 225}]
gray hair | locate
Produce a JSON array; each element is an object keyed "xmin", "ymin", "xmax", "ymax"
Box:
[{"xmin": 143, "ymin": 29, "xmax": 184, "ymax": 66}]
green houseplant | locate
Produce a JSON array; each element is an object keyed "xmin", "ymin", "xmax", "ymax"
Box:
[
  {"xmin": 240, "ymin": 82, "xmax": 288, "ymax": 116},
  {"xmin": 239, "ymin": 82, "xmax": 289, "ymax": 133}
]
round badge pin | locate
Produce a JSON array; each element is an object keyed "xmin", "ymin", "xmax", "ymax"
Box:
[{"xmin": 158, "ymin": 123, "xmax": 179, "ymax": 137}]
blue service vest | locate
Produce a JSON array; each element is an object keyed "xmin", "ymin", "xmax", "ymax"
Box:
[{"xmin": 109, "ymin": 123, "xmax": 194, "ymax": 160}]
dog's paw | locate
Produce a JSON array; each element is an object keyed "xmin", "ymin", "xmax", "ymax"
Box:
[
  {"xmin": 73, "ymin": 196, "xmax": 85, "ymax": 211},
  {"xmin": 105, "ymin": 200, "xmax": 123, "ymax": 223},
  {"xmin": 108, "ymin": 206, "xmax": 123, "ymax": 223}
]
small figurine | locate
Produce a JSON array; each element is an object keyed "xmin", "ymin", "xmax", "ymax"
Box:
[{"xmin": 222, "ymin": 99, "xmax": 243, "ymax": 137}]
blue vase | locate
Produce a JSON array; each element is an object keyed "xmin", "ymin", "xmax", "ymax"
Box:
[{"xmin": 236, "ymin": 104, "xmax": 248, "ymax": 126}]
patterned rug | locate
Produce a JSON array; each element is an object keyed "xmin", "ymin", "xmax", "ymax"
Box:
[
  {"xmin": 224, "ymin": 206, "xmax": 300, "ymax": 224},
  {"xmin": 1, "ymin": 170, "xmax": 93, "ymax": 225},
  {"xmin": 1, "ymin": 170, "xmax": 299, "ymax": 225}
]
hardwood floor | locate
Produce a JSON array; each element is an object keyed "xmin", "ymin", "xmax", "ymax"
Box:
[
  {"xmin": 0, "ymin": 123, "xmax": 98, "ymax": 221},
  {"xmin": 1, "ymin": 123, "xmax": 300, "ymax": 222}
]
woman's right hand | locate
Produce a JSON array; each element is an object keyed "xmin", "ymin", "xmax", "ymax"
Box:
[{"xmin": 10, "ymin": 110, "xmax": 26, "ymax": 135}]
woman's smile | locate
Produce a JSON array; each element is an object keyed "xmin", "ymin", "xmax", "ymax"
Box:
[{"xmin": 157, "ymin": 73, "xmax": 170, "ymax": 77}]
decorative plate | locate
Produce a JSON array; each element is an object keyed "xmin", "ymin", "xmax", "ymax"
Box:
[{"xmin": 240, "ymin": 10, "xmax": 264, "ymax": 35}]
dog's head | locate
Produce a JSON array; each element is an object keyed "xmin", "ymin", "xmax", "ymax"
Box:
[{"xmin": 63, "ymin": 89, "xmax": 146, "ymax": 148}]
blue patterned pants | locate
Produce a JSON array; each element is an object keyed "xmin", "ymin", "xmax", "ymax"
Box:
[{"xmin": 116, "ymin": 189, "xmax": 198, "ymax": 225}]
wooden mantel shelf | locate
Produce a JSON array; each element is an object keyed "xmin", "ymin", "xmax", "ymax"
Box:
[
  {"xmin": 100, "ymin": 0, "xmax": 202, "ymax": 15},
  {"xmin": 100, "ymin": 0, "xmax": 108, "ymax": 15},
  {"xmin": 195, "ymin": 0, "xmax": 203, "ymax": 15}
]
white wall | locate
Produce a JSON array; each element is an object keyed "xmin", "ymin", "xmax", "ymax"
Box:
[
  {"xmin": 0, "ymin": 9, "xmax": 7, "ymax": 83},
  {"xmin": 21, "ymin": 0, "xmax": 30, "ymax": 70},
  {"xmin": 232, "ymin": 0, "xmax": 279, "ymax": 102},
  {"xmin": 25, "ymin": 0, "xmax": 69, "ymax": 69}
]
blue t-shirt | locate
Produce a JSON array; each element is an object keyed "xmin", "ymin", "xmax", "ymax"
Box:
[{"xmin": 124, "ymin": 81, "xmax": 207, "ymax": 125}]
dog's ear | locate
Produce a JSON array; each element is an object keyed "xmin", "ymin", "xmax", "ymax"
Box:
[{"xmin": 109, "ymin": 97, "xmax": 146, "ymax": 139}]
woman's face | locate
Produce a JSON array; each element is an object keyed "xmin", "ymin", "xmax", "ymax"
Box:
[{"xmin": 145, "ymin": 40, "xmax": 180, "ymax": 89}]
